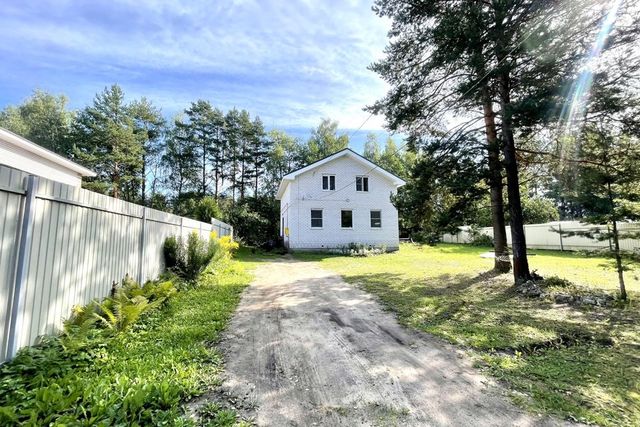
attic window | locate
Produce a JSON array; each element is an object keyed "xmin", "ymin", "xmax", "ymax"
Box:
[
  {"xmin": 322, "ymin": 175, "xmax": 335, "ymax": 190},
  {"xmin": 356, "ymin": 176, "xmax": 369, "ymax": 192}
]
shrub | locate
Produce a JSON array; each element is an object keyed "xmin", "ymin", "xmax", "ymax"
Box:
[
  {"xmin": 340, "ymin": 243, "xmax": 387, "ymax": 257},
  {"xmin": 163, "ymin": 235, "xmax": 184, "ymax": 271},
  {"xmin": 195, "ymin": 196, "xmax": 222, "ymax": 222},
  {"xmin": 163, "ymin": 232, "xmax": 238, "ymax": 281}
]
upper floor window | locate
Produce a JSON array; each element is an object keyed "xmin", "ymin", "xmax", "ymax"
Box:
[
  {"xmin": 356, "ymin": 176, "xmax": 369, "ymax": 192},
  {"xmin": 322, "ymin": 175, "xmax": 335, "ymax": 190}
]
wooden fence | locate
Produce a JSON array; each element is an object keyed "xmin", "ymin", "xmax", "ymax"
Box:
[
  {"xmin": 0, "ymin": 165, "xmax": 232, "ymax": 363},
  {"xmin": 442, "ymin": 221, "xmax": 640, "ymax": 251}
]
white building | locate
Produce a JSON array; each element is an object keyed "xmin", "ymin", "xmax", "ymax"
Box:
[
  {"xmin": 0, "ymin": 127, "xmax": 95, "ymax": 186},
  {"xmin": 276, "ymin": 148, "xmax": 406, "ymax": 251}
]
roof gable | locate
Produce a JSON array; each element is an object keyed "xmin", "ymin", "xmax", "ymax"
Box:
[{"xmin": 276, "ymin": 148, "xmax": 405, "ymax": 199}]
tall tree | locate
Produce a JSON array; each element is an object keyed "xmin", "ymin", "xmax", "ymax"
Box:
[
  {"xmin": 162, "ymin": 116, "xmax": 199, "ymax": 199},
  {"xmin": 0, "ymin": 90, "xmax": 74, "ymax": 155},
  {"xmin": 224, "ymin": 109, "xmax": 242, "ymax": 201},
  {"xmin": 370, "ymin": 0, "xmax": 615, "ymax": 281},
  {"xmin": 363, "ymin": 133, "xmax": 382, "ymax": 162},
  {"xmin": 129, "ymin": 98, "xmax": 165, "ymax": 204},
  {"xmin": 71, "ymin": 85, "xmax": 142, "ymax": 200},
  {"xmin": 209, "ymin": 107, "xmax": 227, "ymax": 198},
  {"xmin": 264, "ymin": 130, "xmax": 301, "ymax": 195},
  {"xmin": 247, "ymin": 116, "xmax": 269, "ymax": 196},
  {"xmin": 302, "ymin": 118, "xmax": 349, "ymax": 163},
  {"xmin": 180, "ymin": 100, "xmax": 217, "ymax": 196}
]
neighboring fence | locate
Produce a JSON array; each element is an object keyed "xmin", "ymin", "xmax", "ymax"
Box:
[
  {"xmin": 0, "ymin": 165, "xmax": 233, "ymax": 363},
  {"xmin": 442, "ymin": 221, "xmax": 640, "ymax": 251}
]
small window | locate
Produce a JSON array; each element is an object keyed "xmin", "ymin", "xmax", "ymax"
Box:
[
  {"xmin": 370, "ymin": 210, "xmax": 381, "ymax": 228},
  {"xmin": 356, "ymin": 176, "xmax": 369, "ymax": 192},
  {"xmin": 311, "ymin": 209, "xmax": 323, "ymax": 228},
  {"xmin": 322, "ymin": 175, "xmax": 335, "ymax": 190},
  {"xmin": 341, "ymin": 210, "xmax": 353, "ymax": 228}
]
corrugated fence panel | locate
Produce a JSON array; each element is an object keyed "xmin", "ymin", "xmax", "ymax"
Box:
[
  {"xmin": 443, "ymin": 221, "xmax": 640, "ymax": 251},
  {"xmin": 0, "ymin": 164, "xmax": 232, "ymax": 362},
  {"xmin": 0, "ymin": 167, "xmax": 27, "ymax": 362}
]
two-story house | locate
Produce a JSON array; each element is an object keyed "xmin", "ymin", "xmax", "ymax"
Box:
[{"xmin": 276, "ymin": 148, "xmax": 406, "ymax": 251}]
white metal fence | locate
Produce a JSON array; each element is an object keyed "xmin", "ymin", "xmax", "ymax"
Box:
[
  {"xmin": 442, "ymin": 221, "xmax": 640, "ymax": 251},
  {"xmin": 0, "ymin": 165, "xmax": 232, "ymax": 363}
]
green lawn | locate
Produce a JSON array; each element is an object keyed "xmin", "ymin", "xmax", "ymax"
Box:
[
  {"xmin": 0, "ymin": 256, "xmax": 254, "ymax": 426},
  {"xmin": 295, "ymin": 243, "xmax": 640, "ymax": 427}
]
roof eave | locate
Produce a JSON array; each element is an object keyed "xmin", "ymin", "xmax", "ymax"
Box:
[{"xmin": 0, "ymin": 127, "xmax": 96, "ymax": 177}]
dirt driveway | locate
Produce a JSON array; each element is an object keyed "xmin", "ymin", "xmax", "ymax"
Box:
[{"xmin": 218, "ymin": 257, "xmax": 566, "ymax": 426}]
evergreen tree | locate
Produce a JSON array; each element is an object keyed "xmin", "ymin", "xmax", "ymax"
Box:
[
  {"xmin": 71, "ymin": 85, "xmax": 142, "ymax": 200},
  {"xmin": 181, "ymin": 100, "xmax": 217, "ymax": 196},
  {"xmin": 129, "ymin": 98, "xmax": 165, "ymax": 204},
  {"xmin": 162, "ymin": 117, "xmax": 199, "ymax": 198},
  {"xmin": 224, "ymin": 109, "xmax": 242, "ymax": 201},
  {"xmin": 247, "ymin": 116, "xmax": 269, "ymax": 196}
]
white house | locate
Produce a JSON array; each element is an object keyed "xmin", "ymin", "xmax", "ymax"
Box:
[
  {"xmin": 276, "ymin": 148, "xmax": 406, "ymax": 251},
  {"xmin": 0, "ymin": 127, "xmax": 95, "ymax": 186}
]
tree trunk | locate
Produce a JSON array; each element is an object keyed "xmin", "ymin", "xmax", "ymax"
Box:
[
  {"xmin": 607, "ymin": 182, "xmax": 627, "ymax": 300},
  {"xmin": 498, "ymin": 75, "xmax": 531, "ymax": 282},
  {"xmin": 141, "ymin": 155, "xmax": 146, "ymax": 205},
  {"xmin": 482, "ymin": 88, "xmax": 511, "ymax": 273}
]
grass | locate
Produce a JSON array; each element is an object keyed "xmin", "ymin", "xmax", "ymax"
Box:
[
  {"xmin": 0, "ymin": 256, "xmax": 253, "ymax": 426},
  {"xmin": 294, "ymin": 243, "xmax": 640, "ymax": 426}
]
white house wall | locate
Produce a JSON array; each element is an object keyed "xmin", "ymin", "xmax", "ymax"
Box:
[
  {"xmin": 0, "ymin": 139, "xmax": 84, "ymax": 186},
  {"xmin": 287, "ymin": 155, "xmax": 400, "ymax": 250}
]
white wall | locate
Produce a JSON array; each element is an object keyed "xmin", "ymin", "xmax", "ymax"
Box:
[
  {"xmin": 0, "ymin": 164, "xmax": 232, "ymax": 363},
  {"xmin": 0, "ymin": 138, "xmax": 85, "ymax": 186},
  {"xmin": 442, "ymin": 221, "xmax": 640, "ymax": 251},
  {"xmin": 285, "ymin": 156, "xmax": 400, "ymax": 250}
]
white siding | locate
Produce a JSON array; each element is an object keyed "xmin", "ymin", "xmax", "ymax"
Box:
[
  {"xmin": 0, "ymin": 138, "xmax": 85, "ymax": 186},
  {"xmin": 284, "ymin": 155, "xmax": 401, "ymax": 250}
]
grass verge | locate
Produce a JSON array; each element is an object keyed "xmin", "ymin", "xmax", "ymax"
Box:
[
  {"xmin": 0, "ymin": 256, "xmax": 252, "ymax": 426},
  {"xmin": 295, "ymin": 243, "xmax": 640, "ymax": 426}
]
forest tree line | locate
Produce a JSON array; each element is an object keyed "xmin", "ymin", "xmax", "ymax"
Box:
[{"xmin": 0, "ymin": 86, "xmax": 411, "ymax": 245}]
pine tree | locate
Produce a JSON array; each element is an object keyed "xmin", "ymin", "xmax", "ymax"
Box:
[
  {"xmin": 129, "ymin": 98, "xmax": 165, "ymax": 204},
  {"xmin": 72, "ymin": 85, "xmax": 142, "ymax": 200},
  {"xmin": 162, "ymin": 117, "xmax": 199, "ymax": 198}
]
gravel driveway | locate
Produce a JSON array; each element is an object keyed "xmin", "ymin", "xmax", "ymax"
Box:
[{"xmin": 218, "ymin": 257, "xmax": 566, "ymax": 426}]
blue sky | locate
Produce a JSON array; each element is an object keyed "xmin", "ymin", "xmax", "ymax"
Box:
[{"xmin": 0, "ymin": 0, "xmax": 402, "ymax": 151}]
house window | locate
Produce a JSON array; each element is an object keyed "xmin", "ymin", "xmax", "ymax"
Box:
[
  {"xmin": 322, "ymin": 175, "xmax": 335, "ymax": 190},
  {"xmin": 341, "ymin": 210, "xmax": 353, "ymax": 228},
  {"xmin": 370, "ymin": 210, "xmax": 381, "ymax": 228},
  {"xmin": 311, "ymin": 209, "xmax": 323, "ymax": 228},
  {"xmin": 356, "ymin": 176, "xmax": 369, "ymax": 192}
]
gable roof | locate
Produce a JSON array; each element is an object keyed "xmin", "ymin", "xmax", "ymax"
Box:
[{"xmin": 276, "ymin": 148, "xmax": 406, "ymax": 200}]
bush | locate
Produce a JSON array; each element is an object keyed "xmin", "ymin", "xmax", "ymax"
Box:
[
  {"xmin": 195, "ymin": 196, "xmax": 221, "ymax": 223},
  {"xmin": 163, "ymin": 232, "xmax": 238, "ymax": 281},
  {"xmin": 340, "ymin": 243, "xmax": 387, "ymax": 257},
  {"xmin": 468, "ymin": 226, "xmax": 493, "ymax": 247}
]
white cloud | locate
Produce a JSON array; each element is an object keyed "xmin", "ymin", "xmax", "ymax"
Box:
[{"xmin": 0, "ymin": 0, "xmax": 392, "ymax": 129}]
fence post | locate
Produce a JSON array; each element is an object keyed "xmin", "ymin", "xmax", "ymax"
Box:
[
  {"xmin": 138, "ymin": 207, "xmax": 147, "ymax": 284},
  {"xmin": 558, "ymin": 222, "xmax": 564, "ymax": 251},
  {"xmin": 180, "ymin": 217, "xmax": 184, "ymax": 239},
  {"xmin": 7, "ymin": 175, "xmax": 38, "ymax": 360}
]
